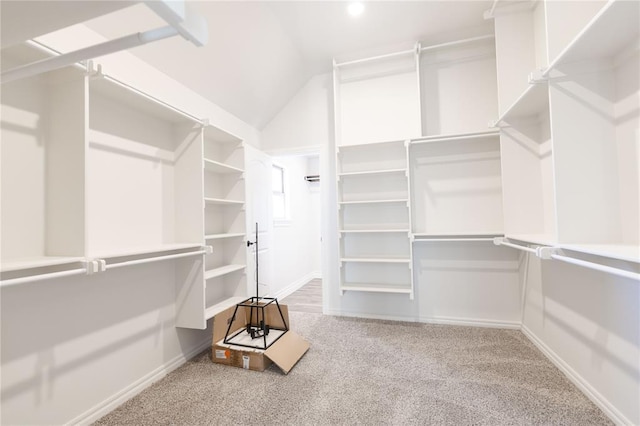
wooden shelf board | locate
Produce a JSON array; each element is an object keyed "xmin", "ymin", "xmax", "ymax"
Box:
[
  {"xmin": 1, "ymin": 256, "xmax": 85, "ymax": 273},
  {"xmin": 340, "ymin": 199, "xmax": 408, "ymax": 205},
  {"xmin": 496, "ymin": 83, "xmax": 548, "ymax": 124},
  {"xmin": 204, "ymin": 197, "xmax": 244, "ymax": 205},
  {"xmin": 338, "ymin": 139, "xmax": 407, "ymax": 150},
  {"xmin": 411, "ymin": 130, "xmax": 500, "ymax": 145},
  {"xmin": 549, "ymin": 0, "xmax": 640, "ymax": 69},
  {"xmin": 557, "ymin": 243, "xmax": 640, "ymax": 264},
  {"xmin": 205, "ymin": 296, "xmax": 247, "ymax": 320},
  {"xmin": 506, "ymin": 234, "xmax": 557, "ymax": 246},
  {"xmin": 205, "ymin": 264, "xmax": 246, "ymax": 280},
  {"xmin": 341, "ymin": 257, "xmax": 410, "ymax": 263},
  {"xmin": 205, "ymin": 233, "xmax": 245, "ymax": 240},
  {"xmin": 88, "ymin": 243, "xmax": 203, "ymax": 260},
  {"xmin": 204, "ymin": 158, "xmax": 244, "ymax": 174},
  {"xmin": 339, "ymin": 168, "xmax": 407, "ymax": 177},
  {"xmin": 340, "ymin": 284, "xmax": 412, "ymax": 294},
  {"xmin": 340, "ymin": 229, "xmax": 410, "ymax": 234}
]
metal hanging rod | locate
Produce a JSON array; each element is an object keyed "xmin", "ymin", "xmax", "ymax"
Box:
[
  {"xmin": 334, "ymin": 34, "xmax": 494, "ymax": 69},
  {"xmin": 420, "ymin": 35, "xmax": 495, "ymax": 52},
  {"xmin": 550, "ymin": 254, "xmax": 640, "ymax": 281},
  {"xmin": 1, "ymin": 0, "xmax": 208, "ymax": 84},
  {"xmin": 104, "ymin": 249, "xmax": 209, "ymax": 271},
  {"xmin": 1, "ymin": 267, "xmax": 89, "ymax": 288},
  {"xmin": 494, "ymin": 237, "xmax": 538, "ymax": 254}
]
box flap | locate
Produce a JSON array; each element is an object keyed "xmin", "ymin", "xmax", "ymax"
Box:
[
  {"xmin": 264, "ymin": 331, "xmax": 309, "ymax": 374},
  {"xmin": 212, "ymin": 305, "xmax": 247, "ymax": 343}
]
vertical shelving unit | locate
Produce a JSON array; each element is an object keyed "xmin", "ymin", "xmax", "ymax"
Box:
[
  {"xmin": 336, "ymin": 140, "xmax": 413, "ymax": 297},
  {"xmin": 201, "ymin": 125, "xmax": 247, "ymax": 321}
]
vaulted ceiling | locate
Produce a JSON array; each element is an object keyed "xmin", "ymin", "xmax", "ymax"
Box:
[{"xmin": 1, "ymin": 1, "xmax": 494, "ymax": 130}]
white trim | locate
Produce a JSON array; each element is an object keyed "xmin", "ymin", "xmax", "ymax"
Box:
[
  {"xmin": 521, "ymin": 325, "xmax": 631, "ymax": 426},
  {"xmin": 272, "ymin": 271, "xmax": 321, "ymax": 300},
  {"xmin": 418, "ymin": 316, "xmax": 521, "ymax": 329},
  {"xmin": 324, "ymin": 310, "xmax": 417, "ymax": 323},
  {"xmin": 70, "ymin": 337, "xmax": 212, "ymax": 425}
]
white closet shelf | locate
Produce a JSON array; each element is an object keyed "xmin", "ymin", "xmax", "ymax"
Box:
[
  {"xmin": 340, "ymin": 229, "xmax": 410, "ymax": 233},
  {"xmin": 339, "ymin": 168, "xmax": 407, "ymax": 177},
  {"xmin": 338, "ymin": 139, "xmax": 407, "ymax": 151},
  {"xmin": 340, "ymin": 257, "xmax": 410, "ymax": 264},
  {"xmin": 90, "ymin": 75, "xmax": 199, "ymax": 126},
  {"xmin": 505, "ymin": 234, "xmax": 557, "ymax": 246},
  {"xmin": 411, "ymin": 130, "xmax": 500, "ymax": 145},
  {"xmin": 205, "ymin": 233, "xmax": 245, "ymax": 240},
  {"xmin": 205, "ymin": 264, "xmax": 246, "ymax": 280},
  {"xmin": 340, "ymin": 283, "xmax": 412, "ymax": 294},
  {"xmin": 557, "ymin": 244, "xmax": 640, "ymax": 264},
  {"xmin": 205, "ymin": 296, "xmax": 246, "ymax": 320},
  {"xmin": 0, "ymin": 256, "xmax": 85, "ymax": 273},
  {"xmin": 495, "ymin": 83, "xmax": 548, "ymax": 125},
  {"xmin": 204, "ymin": 158, "xmax": 244, "ymax": 174},
  {"xmin": 413, "ymin": 233, "xmax": 503, "ymax": 242},
  {"xmin": 88, "ymin": 243, "xmax": 203, "ymax": 260},
  {"xmin": 204, "ymin": 197, "xmax": 244, "ymax": 206},
  {"xmin": 546, "ymin": 0, "xmax": 639, "ymax": 72},
  {"xmin": 339, "ymin": 199, "xmax": 408, "ymax": 205}
]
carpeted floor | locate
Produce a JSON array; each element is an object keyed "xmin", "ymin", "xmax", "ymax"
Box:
[{"xmin": 95, "ymin": 311, "xmax": 611, "ymax": 425}]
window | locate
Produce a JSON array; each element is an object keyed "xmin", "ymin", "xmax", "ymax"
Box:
[{"xmin": 272, "ymin": 164, "xmax": 289, "ymax": 222}]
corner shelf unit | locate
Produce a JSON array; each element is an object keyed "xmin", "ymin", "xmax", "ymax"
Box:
[{"xmin": 490, "ymin": 0, "xmax": 639, "ymax": 261}]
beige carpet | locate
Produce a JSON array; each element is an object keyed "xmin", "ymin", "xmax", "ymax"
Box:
[{"xmin": 95, "ymin": 312, "xmax": 611, "ymax": 425}]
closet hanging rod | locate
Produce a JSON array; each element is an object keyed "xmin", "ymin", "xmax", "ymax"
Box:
[
  {"xmin": 1, "ymin": 267, "xmax": 88, "ymax": 288},
  {"xmin": 549, "ymin": 254, "xmax": 640, "ymax": 281},
  {"xmin": 419, "ymin": 34, "xmax": 495, "ymax": 52},
  {"xmin": 1, "ymin": 0, "xmax": 208, "ymax": 84},
  {"xmin": 494, "ymin": 238, "xmax": 538, "ymax": 254},
  {"xmin": 104, "ymin": 249, "xmax": 208, "ymax": 271},
  {"xmin": 334, "ymin": 48, "xmax": 414, "ymax": 68},
  {"xmin": 101, "ymin": 74, "xmax": 203, "ymax": 125}
]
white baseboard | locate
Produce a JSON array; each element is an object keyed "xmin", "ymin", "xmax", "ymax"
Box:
[
  {"xmin": 324, "ymin": 310, "xmax": 416, "ymax": 323},
  {"xmin": 70, "ymin": 337, "xmax": 212, "ymax": 426},
  {"xmin": 419, "ymin": 315, "xmax": 521, "ymax": 329},
  {"xmin": 272, "ymin": 271, "xmax": 321, "ymax": 300},
  {"xmin": 521, "ymin": 325, "xmax": 631, "ymax": 426}
]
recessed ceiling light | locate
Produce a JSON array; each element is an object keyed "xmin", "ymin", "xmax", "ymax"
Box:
[{"xmin": 348, "ymin": 2, "xmax": 365, "ymax": 17}]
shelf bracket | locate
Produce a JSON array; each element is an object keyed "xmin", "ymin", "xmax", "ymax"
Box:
[
  {"xmin": 536, "ymin": 246, "xmax": 558, "ymax": 260},
  {"xmin": 528, "ymin": 69, "xmax": 547, "ymax": 85},
  {"xmin": 204, "ymin": 245, "xmax": 214, "ymax": 255}
]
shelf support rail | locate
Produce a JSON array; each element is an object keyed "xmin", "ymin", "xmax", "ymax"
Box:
[
  {"xmin": 0, "ymin": 260, "xmax": 102, "ymax": 288},
  {"xmin": 493, "ymin": 237, "xmax": 538, "ymax": 254},
  {"xmin": 537, "ymin": 247, "xmax": 640, "ymax": 281},
  {"xmin": 1, "ymin": 1, "xmax": 208, "ymax": 84},
  {"xmin": 102, "ymin": 247, "xmax": 211, "ymax": 271}
]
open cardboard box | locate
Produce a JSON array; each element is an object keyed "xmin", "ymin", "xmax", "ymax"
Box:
[{"xmin": 211, "ymin": 302, "xmax": 309, "ymax": 374}]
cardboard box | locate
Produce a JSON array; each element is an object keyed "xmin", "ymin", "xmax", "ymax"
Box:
[{"xmin": 211, "ymin": 302, "xmax": 309, "ymax": 374}]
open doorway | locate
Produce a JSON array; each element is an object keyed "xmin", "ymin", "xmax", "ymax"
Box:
[{"xmin": 269, "ymin": 151, "xmax": 322, "ymax": 313}]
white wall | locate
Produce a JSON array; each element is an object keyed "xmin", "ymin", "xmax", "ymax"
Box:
[
  {"xmin": 521, "ymin": 255, "xmax": 639, "ymax": 425},
  {"xmin": 261, "ymin": 73, "xmax": 331, "ymax": 154},
  {"xmin": 270, "ymin": 155, "xmax": 321, "ymax": 298}
]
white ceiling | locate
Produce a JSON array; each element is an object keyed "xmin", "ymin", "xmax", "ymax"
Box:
[{"xmin": 1, "ymin": 1, "xmax": 494, "ymax": 130}]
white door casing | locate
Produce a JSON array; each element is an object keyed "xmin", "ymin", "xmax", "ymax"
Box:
[{"xmin": 244, "ymin": 144, "xmax": 274, "ymax": 297}]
